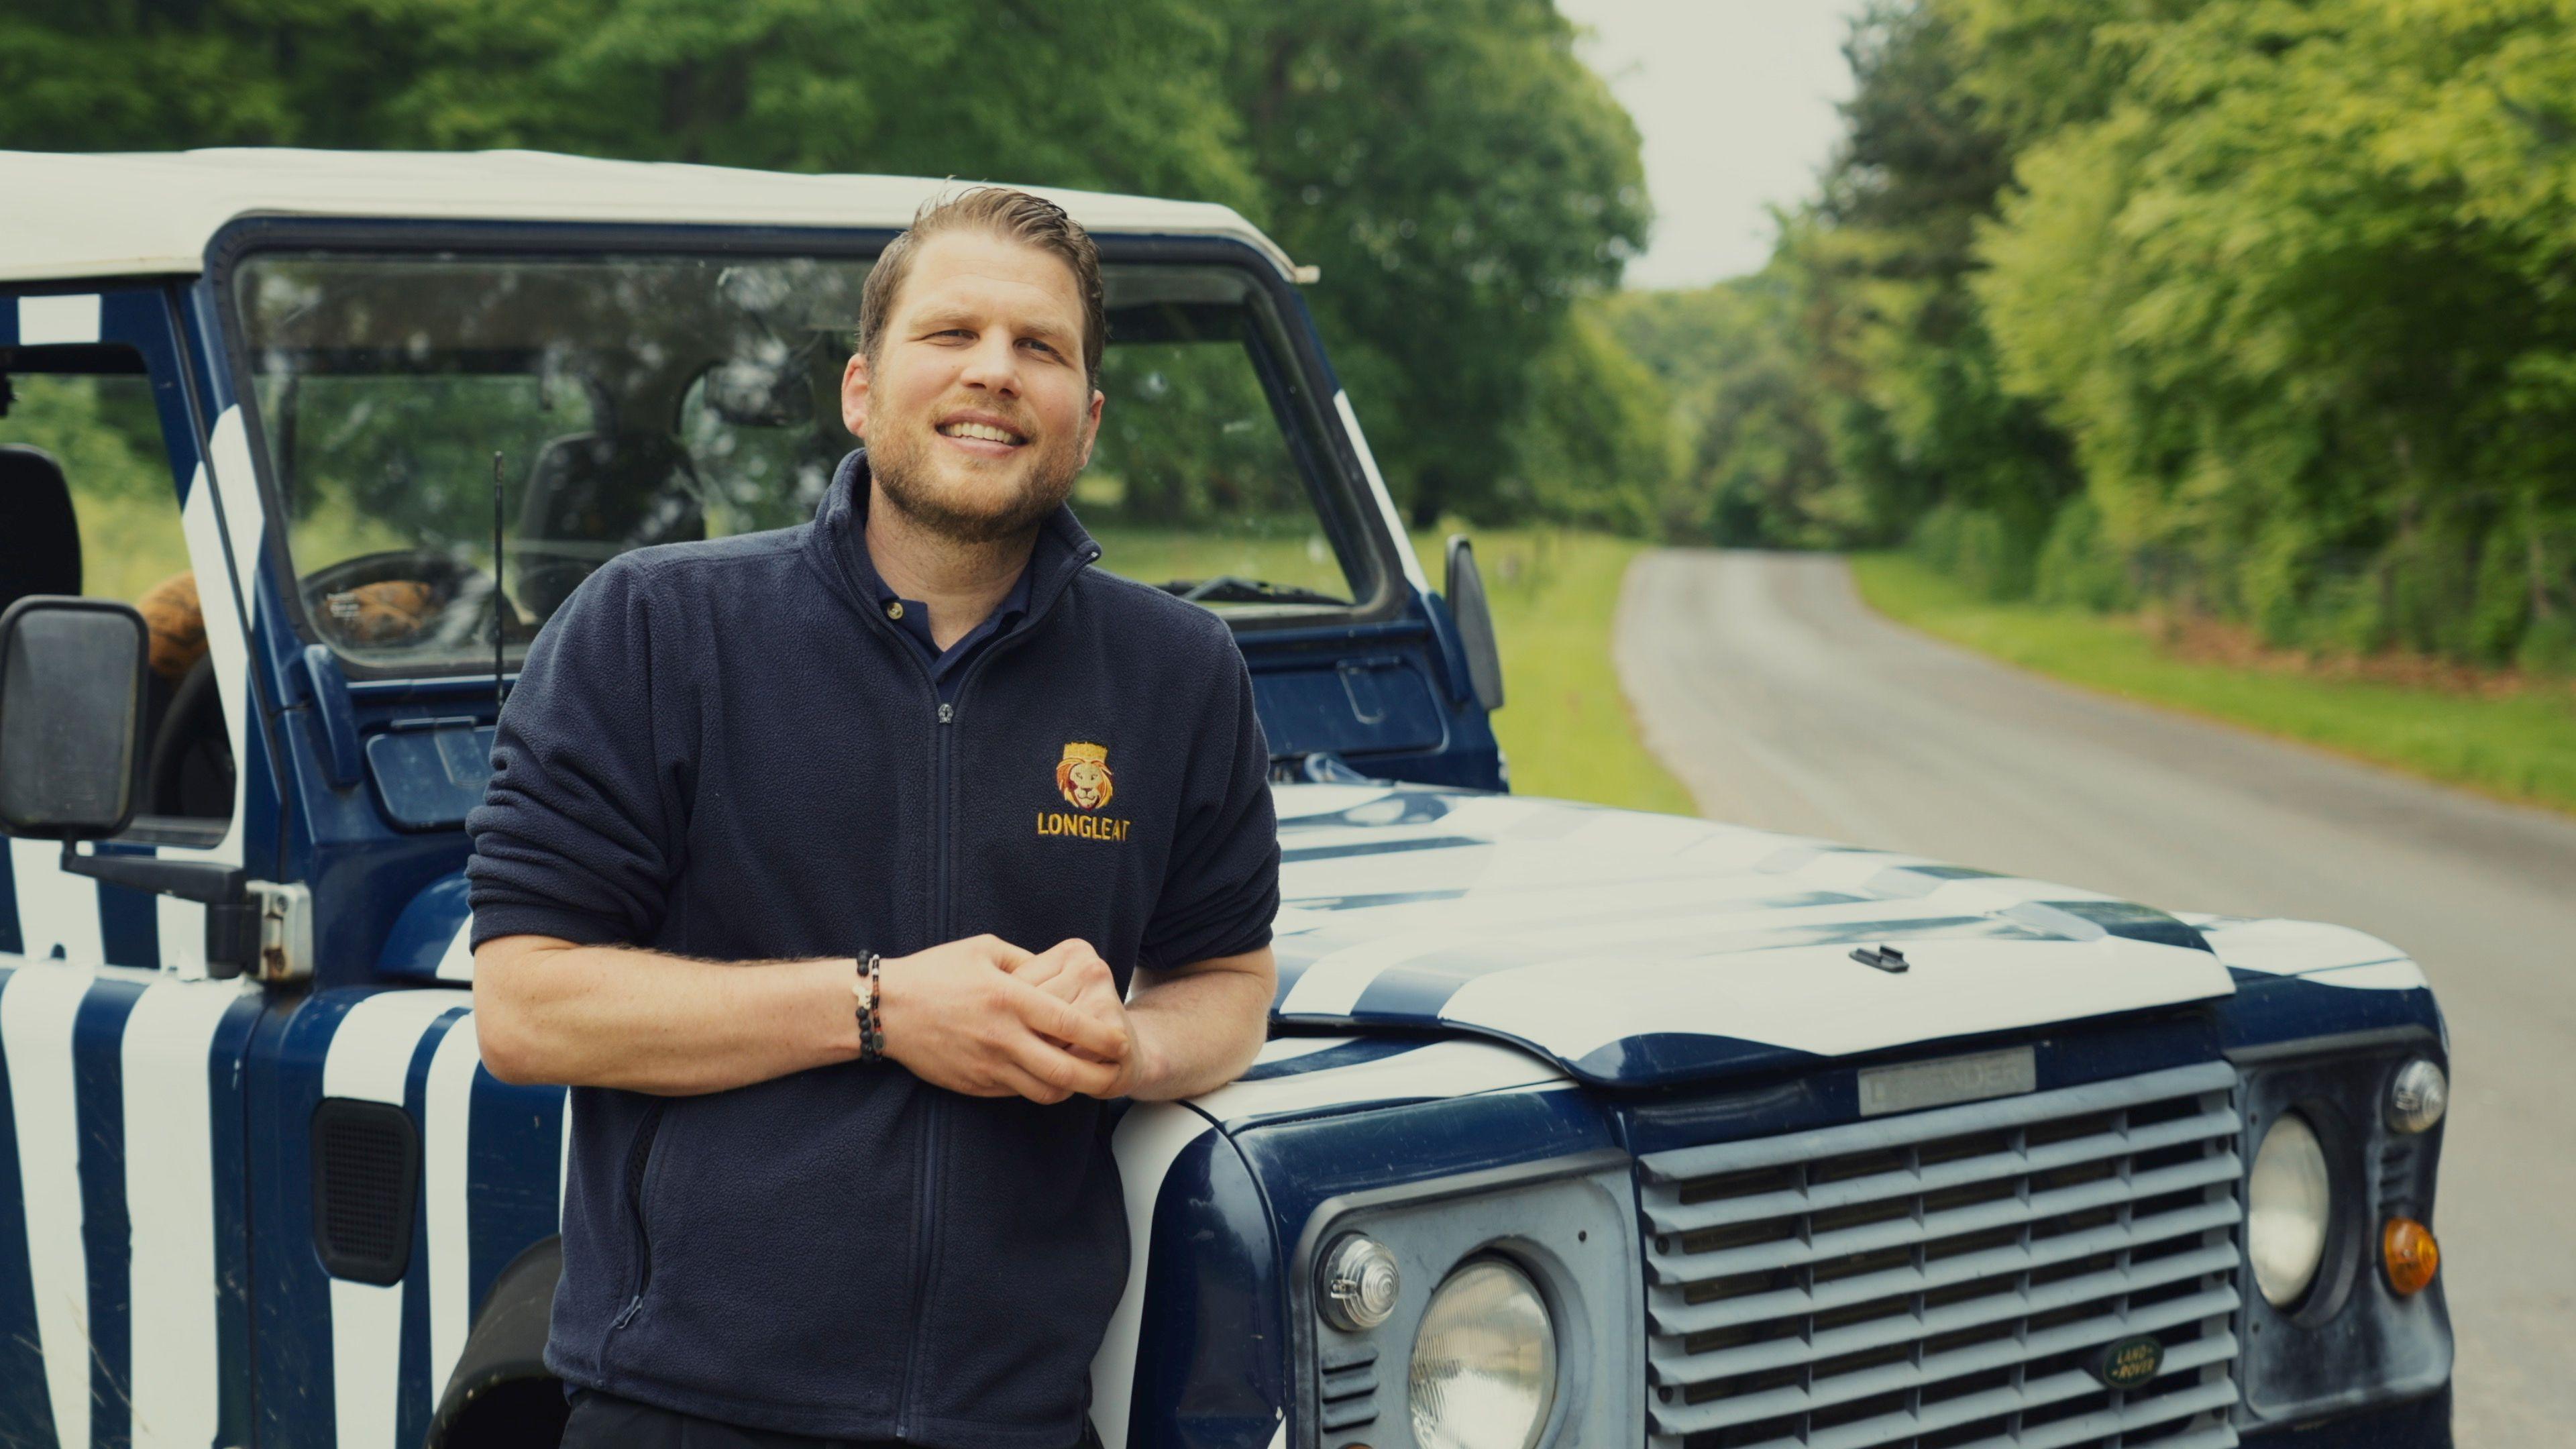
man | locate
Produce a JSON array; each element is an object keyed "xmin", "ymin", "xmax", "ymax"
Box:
[{"xmin": 466, "ymin": 188, "xmax": 1281, "ymax": 1449}]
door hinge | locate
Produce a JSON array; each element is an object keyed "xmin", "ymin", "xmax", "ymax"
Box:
[{"xmin": 247, "ymin": 881, "xmax": 313, "ymax": 983}]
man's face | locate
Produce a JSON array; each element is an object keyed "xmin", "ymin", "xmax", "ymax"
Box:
[{"xmin": 841, "ymin": 229, "xmax": 1104, "ymax": 543}]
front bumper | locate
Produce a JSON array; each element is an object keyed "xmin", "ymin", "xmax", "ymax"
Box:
[{"xmin": 2243, "ymin": 1383, "xmax": 2449, "ymax": 1448}]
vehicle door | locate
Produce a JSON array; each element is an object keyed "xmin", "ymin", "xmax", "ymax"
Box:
[{"xmin": 0, "ymin": 282, "xmax": 268, "ymax": 1448}]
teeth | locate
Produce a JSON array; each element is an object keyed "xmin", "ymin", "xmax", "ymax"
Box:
[{"xmin": 939, "ymin": 421, "xmax": 1022, "ymax": 444}]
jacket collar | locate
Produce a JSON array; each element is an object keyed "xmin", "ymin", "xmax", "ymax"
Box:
[{"xmin": 810, "ymin": 447, "xmax": 1101, "ymax": 628}]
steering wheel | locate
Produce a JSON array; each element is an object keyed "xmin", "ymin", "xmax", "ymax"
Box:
[
  {"xmin": 147, "ymin": 654, "xmax": 235, "ymax": 818},
  {"xmin": 300, "ymin": 549, "xmax": 532, "ymax": 653}
]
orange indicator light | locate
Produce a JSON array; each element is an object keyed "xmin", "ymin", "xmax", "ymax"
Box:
[{"xmin": 2383, "ymin": 1218, "xmax": 2439, "ymax": 1296}]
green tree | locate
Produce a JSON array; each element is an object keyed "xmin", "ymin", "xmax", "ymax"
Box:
[
  {"xmin": 1601, "ymin": 271, "xmax": 1858, "ymax": 547},
  {"xmin": 1494, "ymin": 303, "xmax": 1671, "ymax": 534},
  {"xmin": 1813, "ymin": 0, "xmax": 2080, "ymax": 588},
  {"xmin": 1975, "ymin": 0, "xmax": 2576, "ymax": 660},
  {"xmin": 5, "ymin": 0, "xmax": 1656, "ymax": 537},
  {"xmin": 1221, "ymin": 0, "xmax": 1650, "ymax": 526},
  {"xmin": 0, "ymin": 0, "xmax": 1253, "ymax": 202},
  {"xmin": 1609, "ymin": 2, "xmax": 2075, "ymax": 566}
]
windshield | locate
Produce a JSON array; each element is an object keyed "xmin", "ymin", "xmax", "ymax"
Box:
[{"xmin": 231, "ymin": 249, "xmax": 1371, "ymax": 673}]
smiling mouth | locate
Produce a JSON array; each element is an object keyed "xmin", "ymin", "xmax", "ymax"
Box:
[{"xmin": 936, "ymin": 419, "xmax": 1028, "ymax": 447}]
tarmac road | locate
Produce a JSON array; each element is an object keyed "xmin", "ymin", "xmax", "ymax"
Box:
[{"xmin": 1613, "ymin": 548, "xmax": 2576, "ymax": 1446}]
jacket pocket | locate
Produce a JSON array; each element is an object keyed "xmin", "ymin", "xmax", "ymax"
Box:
[
  {"xmin": 610, "ymin": 1099, "xmax": 669, "ymax": 1332},
  {"xmin": 608, "ymin": 1068, "xmax": 914, "ymax": 1419}
]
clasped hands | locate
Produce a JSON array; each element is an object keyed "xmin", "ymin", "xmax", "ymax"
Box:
[{"xmin": 867, "ymin": 934, "xmax": 1144, "ymax": 1104}]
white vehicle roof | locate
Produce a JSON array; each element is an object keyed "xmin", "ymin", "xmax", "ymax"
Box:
[{"xmin": 0, "ymin": 148, "xmax": 1296, "ymax": 286}]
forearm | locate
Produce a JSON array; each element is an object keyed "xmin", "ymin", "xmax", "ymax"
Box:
[
  {"xmin": 1123, "ymin": 948, "xmax": 1276, "ymax": 1102},
  {"xmin": 474, "ymin": 936, "xmax": 859, "ymax": 1095}
]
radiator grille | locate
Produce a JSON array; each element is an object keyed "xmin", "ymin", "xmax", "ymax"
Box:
[{"xmin": 1638, "ymin": 1061, "xmax": 2244, "ymax": 1449}]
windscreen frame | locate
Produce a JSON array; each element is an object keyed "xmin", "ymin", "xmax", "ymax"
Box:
[{"xmin": 207, "ymin": 215, "xmax": 1412, "ymax": 682}]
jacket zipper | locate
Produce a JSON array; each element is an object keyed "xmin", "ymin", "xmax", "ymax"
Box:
[
  {"xmin": 611, "ymin": 1102, "xmax": 668, "ymax": 1332},
  {"xmin": 888, "ymin": 633, "xmax": 943, "ymax": 1440},
  {"xmin": 897, "ymin": 692, "xmax": 951, "ymax": 1442},
  {"xmin": 893, "ymin": 628, "xmax": 1056, "ymax": 1439},
  {"xmin": 853, "ymin": 535, "xmax": 1093, "ymax": 1439}
]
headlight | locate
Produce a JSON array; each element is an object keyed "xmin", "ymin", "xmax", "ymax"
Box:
[
  {"xmin": 2248, "ymin": 1112, "xmax": 2332, "ymax": 1307},
  {"xmin": 1409, "ymin": 1258, "xmax": 1556, "ymax": 1449}
]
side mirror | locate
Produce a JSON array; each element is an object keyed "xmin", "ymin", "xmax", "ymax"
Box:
[
  {"xmin": 0, "ymin": 598, "xmax": 279, "ymax": 979},
  {"xmin": 1443, "ymin": 535, "xmax": 1506, "ymax": 712},
  {"xmin": 0, "ymin": 596, "xmax": 149, "ymax": 839}
]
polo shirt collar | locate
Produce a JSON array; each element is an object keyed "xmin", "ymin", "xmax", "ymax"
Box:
[{"xmin": 812, "ymin": 447, "xmax": 1101, "ymax": 628}]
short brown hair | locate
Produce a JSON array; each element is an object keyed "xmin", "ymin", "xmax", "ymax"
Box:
[{"xmin": 859, "ymin": 186, "xmax": 1107, "ymax": 385}]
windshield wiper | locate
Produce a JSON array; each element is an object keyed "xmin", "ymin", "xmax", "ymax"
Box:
[{"xmin": 1159, "ymin": 575, "xmax": 1348, "ymax": 606}]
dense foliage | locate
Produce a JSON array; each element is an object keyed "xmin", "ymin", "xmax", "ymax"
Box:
[
  {"xmin": 1623, "ymin": 0, "xmax": 2576, "ymax": 671},
  {"xmin": 0, "ymin": 0, "xmax": 1650, "ymax": 529}
]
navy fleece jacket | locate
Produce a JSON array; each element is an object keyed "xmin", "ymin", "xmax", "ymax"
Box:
[{"xmin": 464, "ymin": 449, "xmax": 1280, "ymax": 1447}]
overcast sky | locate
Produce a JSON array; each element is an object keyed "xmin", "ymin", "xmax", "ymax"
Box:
[{"xmin": 1556, "ymin": 0, "xmax": 1874, "ymax": 291}]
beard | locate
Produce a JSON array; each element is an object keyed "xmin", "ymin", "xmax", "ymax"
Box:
[{"xmin": 867, "ymin": 414, "xmax": 1084, "ymax": 545}]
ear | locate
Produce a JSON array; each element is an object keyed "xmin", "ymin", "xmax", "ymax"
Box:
[
  {"xmin": 1073, "ymin": 386, "xmax": 1105, "ymax": 472},
  {"xmin": 840, "ymin": 351, "xmax": 873, "ymax": 438}
]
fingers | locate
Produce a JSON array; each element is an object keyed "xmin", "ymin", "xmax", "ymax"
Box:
[
  {"xmin": 1003, "ymin": 977, "xmax": 1128, "ymax": 1063},
  {"xmin": 983, "ymin": 1056, "xmax": 1079, "ymax": 1104},
  {"xmin": 1026, "ymin": 948, "xmax": 1118, "ymax": 1009},
  {"xmin": 976, "ymin": 933, "xmax": 1038, "ymax": 971},
  {"xmin": 1010, "ymin": 937, "xmax": 1088, "ymax": 988},
  {"xmin": 1030, "ymin": 965, "xmax": 1089, "ymax": 1002},
  {"xmin": 1000, "ymin": 1029, "xmax": 1123, "ymax": 1101}
]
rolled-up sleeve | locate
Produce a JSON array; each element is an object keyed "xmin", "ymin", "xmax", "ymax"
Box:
[
  {"xmin": 1138, "ymin": 638, "xmax": 1279, "ymax": 973},
  {"xmin": 466, "ymin": 557, "xmax": 683, "ymax": 949}
]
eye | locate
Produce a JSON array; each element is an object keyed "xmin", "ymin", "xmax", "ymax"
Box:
[{"xmin": 1020, "ymin": 337, "xmax": 1061, "ymax": 358}]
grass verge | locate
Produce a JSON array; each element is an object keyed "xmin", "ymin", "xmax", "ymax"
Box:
[
  {"xmin": 1412, "ymin": 530, "xmax": 1697, "ymax": 816},
  {"xmin": 1851, "ymin": 551, "xmax": 2576, "ymax": 816},
  {"xmin": 1085, "ymin": 523, "xmax": 1695, "ymax": 813}
]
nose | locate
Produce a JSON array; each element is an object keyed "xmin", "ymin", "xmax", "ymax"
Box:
[{"xmin": 956, "ymin": 332, "xmax": 1021, "ymax": 397}]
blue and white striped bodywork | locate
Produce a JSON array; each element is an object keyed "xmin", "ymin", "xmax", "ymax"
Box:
[{"xmin": 0, "ymin": 775, "xmax": 2438, "ymax": 1446}]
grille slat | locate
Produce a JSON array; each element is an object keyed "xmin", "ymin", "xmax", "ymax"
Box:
[
  {"xmin": 1645, "ymin": 1106, "xmax": 2241, "ymax": 1235},
  {"xmin": 1638, "ymin": 1061, "xmax": 2244, "ymax": 1449},
  {"xmin": 1656, "ymin": 1285, "xmax": 2239, "ymax": 1434},
  {"xmin": 1650, "ymin": 1243, "xmax": 2239, "ymax": 1385},
  {"xmin": 2000, "ymin": 1379, "xmax": 2241, "ymax": 1449},
  {"xmin": 1647, "ymin": 1150, "xmax": 2241, "ymax": 1284},
  {"xmin": 1640, "ymin": 1063, "xmax": 2235, "ymax": 1184},
  {"xmin": 1723, "ymin": 1360, "xmax": 2242, "ymax": 1449},
  {"xmin": 1649, "ymin": 1197, "xmax": 2240, "ymax": 1338}
]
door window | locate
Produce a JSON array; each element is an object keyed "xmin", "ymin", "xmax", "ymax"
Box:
[{"xmin": 0, "ymin": 347, "xmax": 233, "ymax": 832}]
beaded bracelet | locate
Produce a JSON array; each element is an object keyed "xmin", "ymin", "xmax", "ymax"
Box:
[{"xmin": 854, "ymin": 951, "xmax": 885, "ymax": 1062}]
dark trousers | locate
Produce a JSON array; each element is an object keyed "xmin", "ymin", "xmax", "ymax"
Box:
[{"xmin": 560, "ymin": 1388, "xmax": 1097, "ymax": 1449}]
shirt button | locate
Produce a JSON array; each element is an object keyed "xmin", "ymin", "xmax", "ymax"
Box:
[{"xmin": 885, "ymin": 601, "xmax": 905, "ymax": 621}]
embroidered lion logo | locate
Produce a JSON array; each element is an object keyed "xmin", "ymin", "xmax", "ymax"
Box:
[{"xmin": 1055, "ymin": 742, "xmax": 1114, "ymax": 810}]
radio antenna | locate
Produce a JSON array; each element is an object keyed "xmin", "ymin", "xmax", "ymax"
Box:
[{"xmin": 492, "ymin": 449, "xmax": 508, "ymax": 712}]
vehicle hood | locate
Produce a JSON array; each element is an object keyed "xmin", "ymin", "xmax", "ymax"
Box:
[{"xmin": 1269, "ymin": 784, "xmax": 2241, "ymax": 1087}]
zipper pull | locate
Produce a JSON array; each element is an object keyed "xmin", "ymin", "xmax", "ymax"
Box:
[
  {"xmin": 614, "ymin": 1294, "xmax": 642, "ymax": 1329},
  {"xmin": 937, "ymin": 702, "xmax": 953, "ymax": 724}
]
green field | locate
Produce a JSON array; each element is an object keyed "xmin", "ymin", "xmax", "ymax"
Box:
[
  {"xmin": 1851, "ymin": 552, "xmax": 2576, "ymax": 816},
  {"xmin": 1408, "ymin": 531, "xmax": 1697, "ymax": 816},
  {"xmin": 1089, "ymin": 524, "xmax": 1695, "ymax": 815}
]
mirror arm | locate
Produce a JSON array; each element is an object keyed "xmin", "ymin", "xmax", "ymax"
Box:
[
  {"xmin": 58, "ymin": 841, "xmax": 246, "ymax": 904},
  {"xmin": 56, "ymin": 844, "xmax": 258, "ymax": 979}
]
